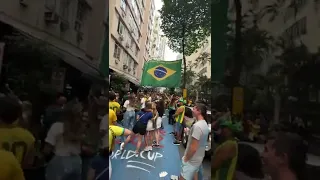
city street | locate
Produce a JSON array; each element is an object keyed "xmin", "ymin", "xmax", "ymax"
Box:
[
  {"xmin": 111, "ymin": 116, "xmax": 181, "ymax": 179},
  {"xmin": 111, "ymin": 116, "xmax": 210, "ymax": 180}
]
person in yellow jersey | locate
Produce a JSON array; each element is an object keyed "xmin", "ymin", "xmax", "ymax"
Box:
[
  {"xmin": 173, "ymin": 98, "xmax": 186, "ymax": 145},
  {"xmin": 109, "ymin": 92, "xmax": 121, "ymax": 114},
  {"xmin": 108, "ymin": 125, "xmax": 131, "ymax": 179},
  {"xmin": 99, "ymin": 109, "xmax": 117, "ymax": 154},
  {"xmin": 212, "ymin": 121, "xmax": 241, "ymax": 180},
  {"xmin": 108, "ymin": 109, "xmax": 117, "ymax": 125},
  {"xmin": 0, "ymin": 149, "xmax": 25, "ymax": 180},
  {"xmin": 88, "ymin": 125, "xmax": 131, "ymax": 180},
  {"xmin": 0, "ymin": 96, "xmax": 35, "ymax": 168}
]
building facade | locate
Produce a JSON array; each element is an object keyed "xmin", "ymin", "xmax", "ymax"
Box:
[
  {"xmin": 187, "ymin": 36, "xmax": 211, "ymax": 79},
  {"xmin": 0, "ymin": 0, "xmax": 106, "ymax": 75},
  {"xmin": 109, "ymin": 0, "xmax": 155, "ymax": 85},
  {"xmin": 158, "ymin": 35, "xmax": 167, "ymax": 60},
  {"xmin": 231, "ymin": 0, "xmax": 320, "ymax": 54},
  {"xmin": 149, "ymin": 13, "xmax": 161, "ymax": 59}
]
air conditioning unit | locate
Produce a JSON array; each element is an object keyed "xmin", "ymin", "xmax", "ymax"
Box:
[
  {"xmin": 123, "ymin": 64, "xmax": 128, "ymax": 69},
  {"xmin": 119, "ymin": 35, "xmax": 124, "ymax": 41},
  {"xmin": 125, "ymin": 43, "xmax": 130, "ymax": 48},
  {"xmin": 20, "ymin": 0, "xmax": 28, "ymax": 7},
  {"xmin": 44, "ymin": 11, "xmax": 59, "ymax": 24}
]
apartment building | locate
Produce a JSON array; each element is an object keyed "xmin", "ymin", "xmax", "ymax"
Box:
[
  {"xmin": 187, "ymin": 36, "xmax": 211, "ymax": 79},
  {"xmin": 158, "ymin": 35, "xmax": 168, "ymax": 60},
  {"xmin": 149, "ymin": 13, "xmax": 161, "ymax": 59},
  {"xmin": 0, "ymin": 0, "xmax": 106, "ymax": 76},
  {"xmin": 233, "ymin": 0, "xmax": 320, "ymax": 53},
  {"xmin": 109, "ymin": 0, "xmax": 155, "ymax": 85}
]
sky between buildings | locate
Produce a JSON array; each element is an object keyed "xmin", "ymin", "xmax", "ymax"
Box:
[{"xmin": 154, "ymin": 0, "xmax": 179, "ymax": 61}]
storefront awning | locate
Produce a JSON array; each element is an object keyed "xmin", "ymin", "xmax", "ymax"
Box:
[
  {"xmin": 109, "ymin": 66, "xmax": 140, "ymax": 85},
  {"xmin": 0, "ymin": 12, "xmax": 103, "ymax": 78}
]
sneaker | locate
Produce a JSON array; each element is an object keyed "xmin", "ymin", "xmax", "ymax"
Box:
[
  {"xmin": 153, "ymin": 144, "xmax": 160, "ymax": 148},
  {"xmin": 143, "ymin": 146, "xmax": 152, "ymax": 151},
  {"xmin": 120, "ymin": 142, "xmax": 125, "ymax": 151},
  {"xmin": 173, "ymin": 140, "xmax": 181, "ymax": 145}
]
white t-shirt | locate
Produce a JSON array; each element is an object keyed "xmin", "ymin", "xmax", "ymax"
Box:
[
  {"xmin": 100, "ymin": 114, "xmax": 108, "ymax": 148},
  {"xmin": 45, "ymin": 122, "xmax": 81, "ymax": 156},
  {"xmin": 141, "ymin": 98, "xmax": 146, "ymax": 109},
  {"xmin": 123, "ymin": 100, "xmax": 135, "ymax": 111}
]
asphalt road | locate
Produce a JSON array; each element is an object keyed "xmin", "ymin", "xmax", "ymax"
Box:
[{"xmin": 110, "ymin": 117, "xmax": 182, "ymax": 180}]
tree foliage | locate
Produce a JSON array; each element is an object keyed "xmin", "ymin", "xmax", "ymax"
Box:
[
  {"xmin": 180, "ymin": 65, "xmax": 196, "ymax": 89},
  {"xmin": 159, "ymin": 0, "xmax": 211, "ymax": 56},
  {"xmin": 110, "ymin": 72, "xmax": 128, "ymax": 93}
]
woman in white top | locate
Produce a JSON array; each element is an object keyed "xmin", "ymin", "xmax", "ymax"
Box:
[
  {"xmin": 123, "ymin": 95, "xmax": 137, "ymax": 130},
  {"xmin": 44, "ymin": 102, "xmax": 86, "ymax": 180}
]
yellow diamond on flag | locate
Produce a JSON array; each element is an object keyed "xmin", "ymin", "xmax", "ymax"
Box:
[{"xmin": 147, "ymin": 65, "xmax": 176, "ymax": 81}]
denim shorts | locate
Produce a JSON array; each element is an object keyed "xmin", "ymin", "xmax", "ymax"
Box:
[
  {"xmin": 180, "ymin": 160, "xmax": 199, "ymax": 180},
  {"xmin": 175, "ymin": 122, "xmax": 183, "ymax": 132}
]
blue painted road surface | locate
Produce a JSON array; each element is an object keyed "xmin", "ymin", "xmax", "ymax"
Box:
[{"xmin": 110, "ymin": 117, "xmax": 181, "ymax": 180}]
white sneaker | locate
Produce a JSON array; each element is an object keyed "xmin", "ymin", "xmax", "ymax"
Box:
[
  {"xmin": 143, "ymin": 146, "xmax": 152, "ymax": 151},
  {"xmin": 120, "ymin": 142, "xmax": 125, "ymax": 151}
]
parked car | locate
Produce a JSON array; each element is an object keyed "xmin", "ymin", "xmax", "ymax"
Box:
[{"xmin": 182, "ymin": 107, "xmax": 212, "ymax": 158}]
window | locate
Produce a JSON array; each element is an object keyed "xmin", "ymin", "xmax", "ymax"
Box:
[
  {"xmin": 117, "ymin": 19, "xmax": 125, "ymax": 34},
  {"xmin": 60, "ymin": 0, "xmax": 69, "ymax": 20},
  {"xmin": 45, "ymin": 0, "xmax": 56, "ymax": 9},
  {"xmin": 135, "ymin": 45, "xmax": 139, "ymax": 56},
  {"xmin": 128, "ymin": 58, "xmax": 133, "ymax": 72},
  {"xmin": 120, "ymin": 0, "xmax": 126, "ymax": 11},
  {"xmin": 133, "ymin": 62, "xmax": 138, "ymax": 75},
  {"xmin": 114, "ymin": 43, "xmax": 121, "ymax": 59},
  {"xmin": 130, "ymin": 38, "xmax": 134, "ymax": 48},
  {"xmin": 283, "ymin": 17, "xmax": 307, "ymax": 40},
  {"xmin": 76, "ymin": 2, "xmax": 85, "ymax": 21},
  {"xmin": 123, "ymin": 53, "xmax": 129, "ymax": 65}
]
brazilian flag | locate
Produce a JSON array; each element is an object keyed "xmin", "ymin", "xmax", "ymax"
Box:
[{"xmin": 141, "ymin": 59, "xmax": 182, "ymax": 88}]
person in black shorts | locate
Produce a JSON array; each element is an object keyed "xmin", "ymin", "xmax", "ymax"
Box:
[{"xmin": 120, "ymin": 102, "xmax": 153, "ymax": 154}]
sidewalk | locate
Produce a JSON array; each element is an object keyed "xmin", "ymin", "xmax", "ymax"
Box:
[{"xmin": 110, "ymin": 117, "xmax": 181, "ymax": 179}]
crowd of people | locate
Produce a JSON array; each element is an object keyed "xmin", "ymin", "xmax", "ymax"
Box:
[
  {"xmin": 0, "ymin": 83, "xmax": 310, "ymax": 180},
  {"xmin": 108, "ymin": 90, "xmax": 210, "ymax": 180},
  {"xmin": 211, "ymin": 107, "xmax": 309, "ymax": 180}
]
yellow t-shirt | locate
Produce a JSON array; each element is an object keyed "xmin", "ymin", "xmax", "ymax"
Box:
[
  {"xmin": 109, "ymin": 125, "xmax": 124, "ymax": 152},
  {"xmin": 0, "ymin": 126, "xmax": 35, "ymax": 164},
  {"xmin": 109, "ymin": 109, "xmax": 117, "ymax": 125},
  {"xmin": 109, "ymin": 101, "xmax": 121, "ymax": 114},
  {"xmin": 0, "ymin": 149, "xmax": 25, "ymax": 180}
]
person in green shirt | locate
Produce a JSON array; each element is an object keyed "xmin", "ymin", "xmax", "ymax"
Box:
[{"xmin": 212, "ymin": 121, "xmax": 241, "ymax": 180}]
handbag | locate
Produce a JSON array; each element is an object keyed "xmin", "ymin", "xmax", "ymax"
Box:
[{"xmin": 133, "ymin": 112, "xmax": 147, "ymax": 127}]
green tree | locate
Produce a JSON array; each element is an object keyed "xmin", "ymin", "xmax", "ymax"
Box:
[
  {"xmin": 192, "ymin": 52, "xmax": 211, "ymax": 67},
  {"xmin": 160, "ymin": 0, "xmax": 211, "ymax": 88},
  {"xmin": 110, "ymin": 72, "xmax": 128, "ymax": 93},
  {"xmin": 180, "ymin": 65, "xmax": 196, "ymax": 89}
]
